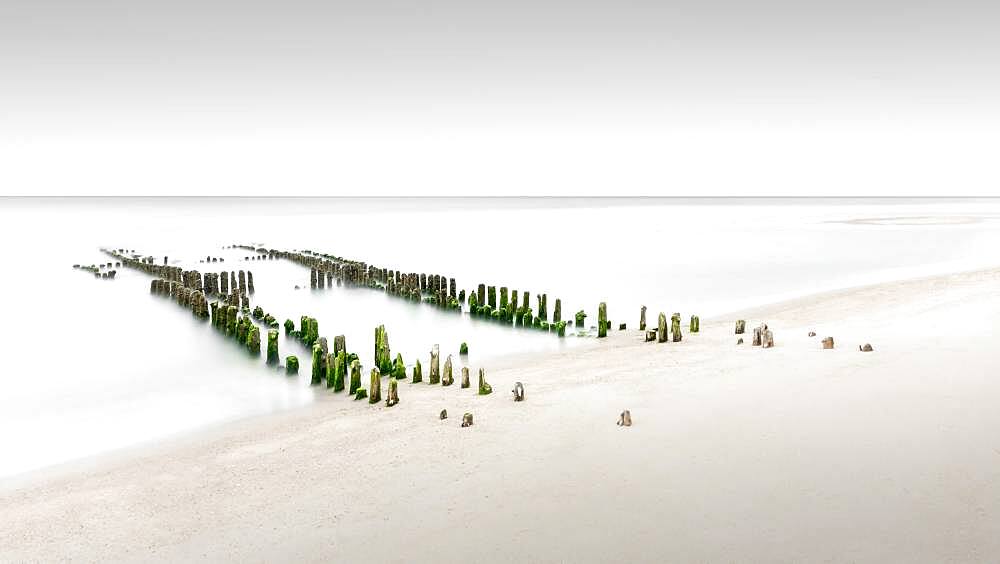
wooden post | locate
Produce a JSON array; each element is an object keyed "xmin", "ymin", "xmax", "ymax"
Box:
[
  {"xmin": 598, "ymin": 302, "xmax": 608, "ymax": 338},
  {"xmin": 478, "ymin": 368, "xmax": 492, "ymax": 395},
  {"xmin": 689, "ymin": 315, "xmax": 699, "ymax": 333},
  {"xmin": 461, "ymin": 366, "xmax": 470, "ymax": 388},
  {"xmin": 640, "ymin": 306, "xmax": 647, "ymax": 331},
  {"xmin": 369, "ymin": 368, "xmax": 381, "ymax": 404},
  {"xmin": 658, "ymin": 313, "xmax": 668, "ymax": 343},
  {"xmin": 349, "ymin": 359, "xmax": 362, "ymax": 395},
  {"xmin": 443, "ymin": 355, "xmax": 454, "ymax": 386},
  {"xmin": 429, "ymin": 344, "xmax": 440, "ymax": 384}
]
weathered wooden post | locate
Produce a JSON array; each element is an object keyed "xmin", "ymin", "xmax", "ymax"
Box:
[
  {"xmin": 539, "ymin": 294, "xmax": 548, "ymax": 321},
  {"xmin": 556, "ymin": 320, "xmax": 567, "ymax": 337},
  {"xmin": 499, "ymin": 287, "xmax": 508, "ymax": 312},
  {"xmin": 412, "ymin": 359, "xmax": 423, "ymax": 383},
  {"xmin": 752, "ymin": 325, "xmax": 762, "ymax": 346},
  {"xmin": 477, "ymin": 284, "xmax": 485, "ymax": 306},
  {"xmin": 386, "ymin": 377, "xmax": 399, "ymax": 407},
  {"xmin": 575, "ymin": 310, "xmax": 587, "ymax": 328},
  {"xmin": 442, "ymin": 355, "xmax": 453, "ymax": 386},
  {"xmin": 690, "ymin": 315, "xmax": 699, "ymax": 333},
  {"xmin": 460, "ymin": 342, "xmax": 468, "ymax": 356},
  {"xmin": 333, "ymin": 335, "xmax": 346, "ymax": 359},
  {"xmin": 349, "ymin": 359, "xmax": 362, "ymax": 395},
  {"xmin": 640, "ymin": 306, "xmax": 647, "ymax": 331},
  {"xmin": 286, "ymin": 355, "xmax": 299, "ymax": 375},
  {"xmin": 553, "ymin": 298, "xmax": 561, "ymax": 323},
  {"xmin": 247, "ymin": 271, "xmax": 254, "ymax": 294},
  {"xmin": 461, "ymin": 413, "xmax": 474, "ymax": 427},
  {"xmin": 762, "ymin": 327, "xmax": 774, "ymax": 348},
  {"xmin": 246, "ymin": 325, "xmax": 261, "ymax": 355},
  {"xmin": 330, "ymin": 351, "xmax": 346, "ymax": 391},
  {"xmin": 369, "ymin": 368, "xmax": 381, "ymax": 404},
  {"xmin": 598, "ymin": 302, "xmax": 608, "ymax": 338},
  {"xmin": 658, "ymin": 312, "xmax": 668, "ymax": 343},
  {"xmin": 521, "ymin": 310, "xmax": 532, "ymax": 327},
  {"xmin": 429, "ymin": 344, "xmax": 440, "ymax": 384},
  {"xmin": 393, "ymin": 353, "xmax": 406, "ymax": 379},
  {"xmin": 735, "ymin": 320, "xmax": 746, "ymax": 334},
  {"xmin": 461, "ymin": 366, "xmax": 470, "ymax": 388},
  {"xmin": 478, "ymin": 368, "xmax": 492, "ymax": 395},
  {"xmin": 284, "ymin": 319, "xmax": 294, "ymax": 335},
  {"xmin": 822, "ymin": 337, "xmax": 834, "ymax": 349},
  {"xmin": 375, "ymin": 325, "xmax": 391, "ymax": 374},
  {"xmin": 671, "ymin": 313, "xmax": 682, "ymax": 342},
  {"xmin": 488, "ymin": 286, "xmax": 496, "ymax": 309},
  {"xmin": 311, "ymin": 344, "xmax": 324, "ymax": 386}
]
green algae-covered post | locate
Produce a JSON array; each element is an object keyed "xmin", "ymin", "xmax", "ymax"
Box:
[
  {"xmin": 598, "ymin": 302, "xmax": 608, "ymax": 338},
  {"xmin": 690, "ymin": 315, "xmax": 700, "ymax": 333},
  {"xmin": 640, "ymin": 306, "xmax": 647, "ymax": 331},
  {"xmin": 349, "ymin": 359, "xmax": 362, "ymax": 395},
  {"xmin": 488, "ymin": 286, "xmax": 496, "ymax": 309},
  {"xmin": 468, "ymin": 292, "xmax": 478, "ymax": 314},
  {"xmin": 286, "ymin": 355, "xmax": 299, "ymax": 375},
  {"xmin": 575, "ymin": 310, "xmax": 587, "ymax": 328},
  {"xmin": 386, "ymin": 377, "xmax": 399, "ymax": 407},
  {"xmin": 461, "ymin": 366, "xmax": 470, "ymax": 388},
  {"xmin": 477, "ymin": 284, "xmax": 486, "ymax": 306},
  {"xmin": 499, "ymin": 287, "xmax": 508, "ymax": 312},
  {"xmin": 311, "ymin": 344, "xmax": 324, "ymax": 385},
  {"xmin": 330, "ymin": 351, "xmax": 346, "ymax": 391},
  {"xmin": 392, "ymin": 353, "xmax": 406, "ymax": 379},
  {"xmin": 246, "ymin": 325, "xmax": 261, "ymax": 355},
  {"xmin": 460, "ymin": 342, "xmax": 468, "ymax": 355},
  {"xmin": 671, "ymin": 313, "xmax": 682, "ymax": 342},
  {"xmin": 226, "ymin": 306, "xmax": 238, "ymax": 335},
  {"xmin": 412, "ymin": 358, "xmax": 423, "ymax": 383},
  {"xmin": 539, "ymin": 294, "xmax": 548, "ymax": 321},
  {"xmin": 374, "ymin": 325, "xmax": 391, "ymax": 374},
  {"xmin": 354, "ymin": 387, "xmax": 367, "ymax": 400},
  {"xmin": 368, "ymin": 368, "xmax": 381, "ymax": 404},
  {"xmin": 658, "ymin": 312, "xmax": 668, "ymax": 343},
  {"xmin": 521, "ymin": 310, "xmax": 532, "ymax": 327},
  {"xmin": 429, "ymin": 344, "xmax": 440, "ymax": 384},
  {"xmin": 265, "ymin": 331, "xmax": 279, "ymax": 362},
  {"xmin": 442, "ymin": 355, "xmax": 454, "ymax": 386},
  {"xmin": 553, "ymin": 298, "xmax": 561, "ymax": 323},
  {"xmin": 477, "ymin": 368, "xmax": 493, "ymax": 395},
  {"xmin": 556, "ymin": 320, "xmax": 567, "ymax": 337},
  {"xmin": 333, "ymin": 335, "xmax": 346, "ymax": 358},
  {"xmin": 284, "ymin": 319, "xmax": 294, "ymax": 335}
]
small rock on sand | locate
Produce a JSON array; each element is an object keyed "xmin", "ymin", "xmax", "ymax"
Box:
[
  {"xmin": 860, "ymin": 343, "xmax": 874, "ymax": 352},
  {"xmin": 808, "ymin": 331, "xmax": 816, "ymax": 337},
  {"xmin": 439, "ymin": 409, "xmax": 448, "ymax": 420}
]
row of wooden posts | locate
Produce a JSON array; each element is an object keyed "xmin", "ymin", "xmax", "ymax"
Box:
[
  {"xmin": 104, "ymin": 247, "xmax": 497, "ymax": 408},
  {"xmin": 233, "ymin": 245, "xmax": 590, "ymax": 337}
]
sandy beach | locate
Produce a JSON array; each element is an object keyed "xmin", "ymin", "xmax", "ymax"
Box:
[{"xmin": 3, "ymin": 266, "xmax": 1000, "ymax": 563}]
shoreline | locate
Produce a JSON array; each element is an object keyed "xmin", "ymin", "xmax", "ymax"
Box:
[
  {"xmin": 4, "ymin": 264, "xmax": 1000, "ymax": 561},
  {"xmin": 6, "ymin": 262, "xmax": 1000, "ymax": 489}
]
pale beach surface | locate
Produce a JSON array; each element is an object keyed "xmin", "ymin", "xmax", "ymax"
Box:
[{"xmin": 3, "ymin": 266, "xmax": 1000, "ymax": 562}]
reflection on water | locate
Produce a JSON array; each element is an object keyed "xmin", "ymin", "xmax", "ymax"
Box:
[{"xmin": 2, "ymin": 197, "xmax": 999, "ymax": 478}]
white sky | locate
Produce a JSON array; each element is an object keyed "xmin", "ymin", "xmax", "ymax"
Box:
[{"xmin": 2, "ymin": 0, "xmax": 998, "ymax": 196}]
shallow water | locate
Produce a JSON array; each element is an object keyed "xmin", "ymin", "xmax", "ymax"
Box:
[{"xmin": 2, "ymin": 197, "xmax": 999, "ymax": 478}]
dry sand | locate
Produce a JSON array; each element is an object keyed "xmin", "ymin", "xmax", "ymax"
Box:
[{"xmin": 3, "ymin": 267, "xmax": 1000, "ymax": 562}]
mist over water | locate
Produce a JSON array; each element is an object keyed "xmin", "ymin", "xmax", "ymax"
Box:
[{"xmin": 2, "ymin": 197, "xmax": 999, "ymax": 478}]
